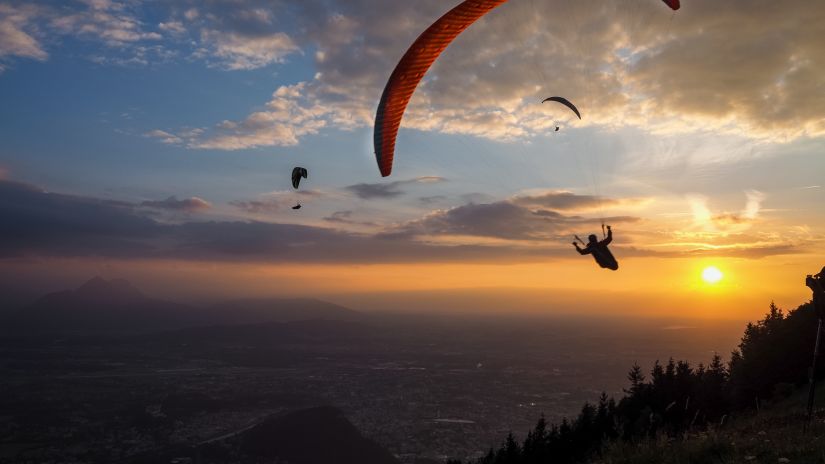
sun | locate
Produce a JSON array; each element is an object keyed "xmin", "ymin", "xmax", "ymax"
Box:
[{"xmin": 702, "ymin": 266, "xmax": 724, "ymax": 284}]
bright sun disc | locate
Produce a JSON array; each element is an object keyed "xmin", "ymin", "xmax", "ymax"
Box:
[{"xmin": 702, "ymin": 266, "xmax": 724, "ymax": 284}]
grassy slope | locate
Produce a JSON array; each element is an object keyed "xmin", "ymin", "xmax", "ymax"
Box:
[{"xmin": 596, "ymin": 384, "xmax": 825, "ymax": 464}]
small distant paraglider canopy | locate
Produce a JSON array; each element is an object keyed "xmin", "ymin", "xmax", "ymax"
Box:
[
  {"xmin": 292, "ymin": 204, "xmax": 302, "ymax": 210},
  {"xmin": 291, "ymin": 167, "xmax": 308, "ymax": 189},
  {"xmin": 662, "ymin": 0, "xmax": 680, "ymax": 10},
  {"xmin": 542, "ymin": 97, "xmax": 581, "ymax": 120}
]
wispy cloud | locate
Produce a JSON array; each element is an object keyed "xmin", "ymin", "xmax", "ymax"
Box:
[
  {"xmin": 345, "ymin": 176, "xmax": 446, "ymax": 200},
  {"xmin": 144, "ymin": 130, "xmax": 182, "ymax": 145},
  {"xmin": 50, "ymin": 0, "xmax": 162, "ymax": 46},
  {"xmin": 158, "ymin": 21, "xmax": 185, "ymax": 36},
  {"xmin": 688, "ymin": 190, "xmax": 766, "ymax": 229},
  {"xmin": 0, "ymin": 3, "xmax": 48, "ymax": 70},
  {"xmin": 198, "ymin": 29, "xmax": 298, "ymax": 70},
  {"xmin": 323, "ymin": 210, "xmax": 377, "ymax": 227},
  {"xmin": 513, "ymin": 191, "xmax": 652, "ymax": 212},
  {"xmin": 230, "ymin": 190, "xmax": 323, "ymax": 214},
  {"xmin": 229, "ymin": 199, "xmax": 285, "ymax": 214},
  {"xmin": 188, "ymin": 83, "xmax": 329, "ymax": 150},
  {"xmin": 140, "ymin": 196, "xmax": 211, "ymax": 213}
]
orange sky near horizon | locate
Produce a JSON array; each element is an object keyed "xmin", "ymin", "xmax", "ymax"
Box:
[{"xmin": 7, "ymin": 251, "xmax": 820, "ymax": 323}]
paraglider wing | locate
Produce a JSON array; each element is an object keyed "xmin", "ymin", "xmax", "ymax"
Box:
[
  {"xmin": 662, "ymin": 0, "xmax": 680, "ymax": 10},
  {"xmin": 373, "ymin": 0, "xmax": 509, "ymax": 177},
  {"xmin": 542, "ymin": 96, "xmax": 582, "ymax": 120},
  {"xmin": 291, "ymin": 167, "xmax": 308, "ymax": 189}
]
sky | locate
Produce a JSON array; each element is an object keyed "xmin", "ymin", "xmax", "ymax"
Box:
[{"xmin": 1, "ymin": 0, "xmax": 823, "ymax": 320}]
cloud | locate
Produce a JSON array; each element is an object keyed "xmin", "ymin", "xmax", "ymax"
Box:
[
  {"xmin": 684, "ymin": 244, "xmax": 801, "ymax": 260},
  {"xmin": 140, "ymin": 196, "xmax": 211, "ymax": 213},
  {"xmin": 189, "ymin": 83, "xmax": 329, "ymax": 150},
  {"xmin": 0, "ymin": 179, "xmax": 811, "ymax": 263},
  {"xmin": 393, "ymin": 199, "xmax": 640, "ymax": 241},
  {"xmin": 323, "ymin": 210, "xmax": 377, "ymax": 227},
  {"xmin": 0, "ymin": 178, "xmax": 549, "ymax": 263},
  {"xmin": 4, "ymin": 0, "xmax": 825, "ymax": 145},
  {"xmin": 513, "ymin": 191, "xmax": 652, "ymax": 212},
  {"xmin": 230, "ymin": 190, "xmax": 322, "ymax": 214},
  {"xmin": 0, "ymin": 1, "xmax": 171, "ymax": 70},
  {"xmin": 158, "ymin": 21, "xmax": 186, "ymax": 35},
  {"xmin": 50, "ymin": 1, "xmax": 162, "ymax": 46},
  {"xmin": 713, "ymin": 190, "xmax": 765, "ymax": 225},
  {"xmin": 199, "ymin": 29, "xmax": 298, "ymax": 70},
  {"xmin": 345, "ymin": 176, "xmax": 446, "ymax": 200},
  {"xmin": 0, "ymin": 180, "xmax": 160, "ymax": 259},
  {"xmin": 0, "ymin": 3, "xmax": 48, "ymax": 68},
  {"xmin": 419, "ymin": 195, "xmax": 448, "ymax": 205},
  {"xmin": 144, "ymin": 130, "xmax": 182, "ymax": 145},
  {"xmin": 628, "ymin": 0, "xmax": 825, "ymax": 138},
  {"xmin": 230, "ymin": 199, "xmax": 285, "ymax": 214},
  {"xmin": 688, "ymin": 190, "xmax": 766, "ymax": 229},
  {"xmin": 147, "ymin": 0, "xmax": 825, "ymax": 151}
]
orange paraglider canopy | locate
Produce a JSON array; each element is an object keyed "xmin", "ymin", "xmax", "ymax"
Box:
[{"xmin": 373, "ymin": 0, "xmax": 509, "ymax": 177}]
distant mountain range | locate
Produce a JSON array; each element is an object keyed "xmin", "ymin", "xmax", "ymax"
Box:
[{"xmin": 4, "ymin": 276, "xmax": 365, "ymax": 334}]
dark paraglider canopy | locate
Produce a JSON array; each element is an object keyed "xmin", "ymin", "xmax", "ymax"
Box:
[
  {"xmin": 542, "ymin": 97, "xmax": 581, "ymax": 120},
  {"xmin": 292, "ymin": 204, "xmax": 302, "ymax": 210},
  {"xmin": 291, "ymin": 167, "xmax": 308, "ymax": 189}
]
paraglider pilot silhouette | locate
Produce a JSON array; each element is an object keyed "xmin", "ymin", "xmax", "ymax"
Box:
[
  {"xmin": 806, "ymin": 266, "xmax": 825, "ymax": 319},
  {"xmin": 804, "ymin": 266, "xmax": 825, "ymax": 426},
  {"xmin": 573, "ymin": 225, "xmax": 618, "ymax": 271}
]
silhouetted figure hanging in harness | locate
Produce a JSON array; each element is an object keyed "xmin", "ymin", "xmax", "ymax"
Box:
[
  {"xmin": 806, "ymin": 266, "xmax": 825, "ymax": 319},
  {"xmin": 573, "ymin": 225, "xmax": 618, "ymax": 271},
  {"xmin": 804, "ymin": 265, "xmax": 825, "ymax": 429}
]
